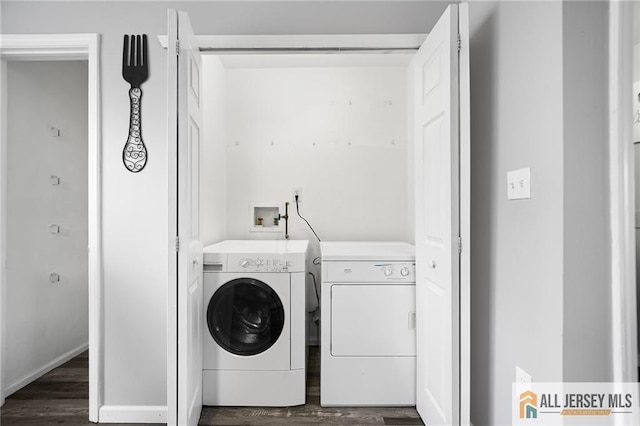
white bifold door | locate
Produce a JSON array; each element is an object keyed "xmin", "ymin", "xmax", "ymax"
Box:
[
  {"xmin": 413, "ymin": 4, "xmax": 470, "ymax": 426},
  {"xmin": 168, "ymin": 8, "xmax": 204, "ymax": 426}
]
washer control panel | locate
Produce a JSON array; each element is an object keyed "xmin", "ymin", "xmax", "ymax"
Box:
[
  {"xmin": 236, "ymin": 257, "xmax": 292, "ymax": 272},
  {"xmin": 226, "ymin": 253, "xmax": 304, "ymax": 273}
]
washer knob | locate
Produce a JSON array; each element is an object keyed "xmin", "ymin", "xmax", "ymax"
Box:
[
  {"xmin": 384, "ymin": 268, "xmax": 393, "ymax": 277},
  {"xmin": 240, "ymin": 259, "xmax": 250, "ymax": 268},
  {"xmin": 400, "ymin": 267, "xmax": 410, "ymax": 277}
]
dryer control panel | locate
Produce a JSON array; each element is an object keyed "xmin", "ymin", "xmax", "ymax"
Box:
[{"xmin": 324, "ymin": 261, "xmax": 416, "ymax": 283}]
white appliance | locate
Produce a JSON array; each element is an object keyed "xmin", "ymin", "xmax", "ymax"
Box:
[
  {"xmin": 203, "ymin": 240, "xmax": 308, "ymax": 406},
  {"xmin": 320, "ymin": 241, "xmax": 416, "ymax": 406}
]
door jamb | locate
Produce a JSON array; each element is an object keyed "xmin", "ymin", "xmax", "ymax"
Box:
[
  {"xmin": 160, "ymin": 24, "xmax": 483, "ymax": 426},
  {"xmin": 0, "ymin": 34, "xmax": 102, "ymax": 421},
  {"xmin": 162, "ymin": 29, "xmax": 430, "ymax": 425},
  {"xmin": 609, "ymin": 1, "xmax": 638, "ymax": 384}
]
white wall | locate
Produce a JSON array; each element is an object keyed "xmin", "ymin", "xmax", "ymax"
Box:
[
  {"xmin": 220, "ymin": 63, "xmax": 410, "ymax": 344},
  {"xmin": 224, "ymin": 65, "xmax": 409, "ymax": 244},
  {"xmin": 201, "ymin": 56, "xmax": 227, "ymax": 246},
  {"xmin": 4, "ymin": 61, "xmax": 88, "ymax": 395}
]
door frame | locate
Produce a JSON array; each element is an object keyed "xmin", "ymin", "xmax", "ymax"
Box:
[
  {"xmin": 0, "ymin": 34, "xmax": 102, "ymax": 421},
  {"xmin": 162, "ymin": 26, "xmax": 472, "ymax": 424},
  {"xmin": 609, "ymin": 1, "xmax": 639, "ymax": 383}
]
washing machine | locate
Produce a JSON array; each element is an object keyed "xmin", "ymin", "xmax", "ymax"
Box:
[
  {"xmin": 320, "ymin": 241, "xmax": 416, "ymax": 406},
  {"xmin": 202, "ymin": 240, "xmax": 308, "ymax": 406}
]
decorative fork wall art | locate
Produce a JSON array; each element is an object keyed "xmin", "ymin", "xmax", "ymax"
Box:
[{"xmin": 122, "ymin": 34, "xmax": 149, "ymax": 172}]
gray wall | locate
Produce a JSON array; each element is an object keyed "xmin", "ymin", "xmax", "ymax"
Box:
[
  {"xmin": 562, "ymin": 0, "xmax": 611, "ymax": 382},
  {"xmin": 468, "ymin": 2, "xmax": 565, "ymax": 424},
  {"xmin": 635, "ymin": 0, "xmax": 640, "ymax": 360},
  {"xmin": 1, "ymin": 0, "xmax": 618, "ymax": 422},
  {"xmin": 469, "ymin": 1, "xmax": 612, "ymax": 424},
  {"xmin": 4, "ymin": 61, "xmax": 88, "ymax": 396},
  {"xmin": 1, "ymin": 0, "xmax": 453, "ymax": 414}
]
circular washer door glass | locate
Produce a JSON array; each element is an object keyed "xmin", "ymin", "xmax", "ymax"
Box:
[{"xmin": 207, "ymin": 278, "xmax": 285, "ymax": 356}]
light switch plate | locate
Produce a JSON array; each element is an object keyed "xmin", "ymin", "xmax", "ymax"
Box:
[{"xmin": 507, "ymin": 168, "xmax": 531, "ymax": 200}]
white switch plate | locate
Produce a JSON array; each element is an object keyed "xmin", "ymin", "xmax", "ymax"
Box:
[{"xmin": 507, "ymin": 168, "xmax": 531, "ymax": 200}]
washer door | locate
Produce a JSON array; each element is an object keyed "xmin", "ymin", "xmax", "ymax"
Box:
[{"xmin": 207, "ymin": 278, "xmax": 285, "ymax": 356}]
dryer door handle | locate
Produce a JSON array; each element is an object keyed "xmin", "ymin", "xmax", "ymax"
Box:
[{"xmin": 408, "ymin": 311, "xmax": 416, "ymax": 330}]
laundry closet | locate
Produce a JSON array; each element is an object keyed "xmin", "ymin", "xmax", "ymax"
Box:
[
  {"xmin": 170, "ymin": 5, "xmax": 469, "ymax": 423},
  {"xmin": 199, "ymin": 53, "xmax": 416, "ymax": 342}
]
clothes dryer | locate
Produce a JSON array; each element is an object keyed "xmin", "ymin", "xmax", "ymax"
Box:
[{"xmin": 320, "ymin": 241, "xmax": 416, "ymax": 406}]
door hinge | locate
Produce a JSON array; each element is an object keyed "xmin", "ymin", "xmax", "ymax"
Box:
[
  {"xmin": 457, "ymin": 34, "xmax": 461, "ymax": 52},
  {"xmin": 458, "ymin": 237, "xmax": 462, "ymax": 254},
  {"xmin": 175, "ymin": 236, "xmax": 180, "ymax": 252},
  {"xmin": 176, "ymin": 40, "xmax": 180, "ymax": 55}
]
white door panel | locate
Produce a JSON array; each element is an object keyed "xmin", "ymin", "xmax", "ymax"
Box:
[
  {"xmin": 168, "ymin": 9, "xmax": 203, "ymax": 426},
  {"xmin": 413, "ymin": 4, "xmax": 469, "ymax": 425}
]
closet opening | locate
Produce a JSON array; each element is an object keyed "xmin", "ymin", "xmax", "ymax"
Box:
[{"xmin": 198, "ymin": 51, "xmax": 416, "ymax": 343}]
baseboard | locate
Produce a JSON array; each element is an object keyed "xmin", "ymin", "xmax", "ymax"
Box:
[
  {"xmin": 98, "ymin": 405, "xmax": 167, "ymax": 423},
  {"xmin": 4, "ymin": 342, "xmax": 88, "ymax": 397}
]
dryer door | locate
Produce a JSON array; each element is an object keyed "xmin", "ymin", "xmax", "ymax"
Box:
[{"xmin": 207, "ymin": 278, "xmax": 285, "ymax": 356}]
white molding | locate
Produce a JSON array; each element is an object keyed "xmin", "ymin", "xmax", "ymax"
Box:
[
  {"xmin": 0, "ymin": 33, "xmax": 102, "ymax": 421},
  {"xmin": 157, "ymin": 33, "xmax": 427, "ymax": 52},
  {"xmin": 86, "ymin": 33, "xmax": 103, "ymax": 424},
  {"xmin": 4, "ymin": 343, "xmax": 88, "ymax": 397},
  {"xmin": 166, "ymin": 9, "xmax": 179, "ymax": 426},
  {"xmin": 0, "ymin": 34, "xmax": 98, "ymax": 60},
  {"xmin": 0, "ymin": 59, "xmax": 7, "ymax": 409},
  {"xmin": 98, "ymin": 405, "xmax": 168, "ymax": 423},
  {"xmin": 458, "ymin": 5, "xmax": 471, "ymax": 426},
  {"xmin": 608, "ymin": 1, "xmax": 638, "ymax": 384}
]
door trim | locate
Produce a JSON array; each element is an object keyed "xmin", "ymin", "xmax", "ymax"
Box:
[
  {"xmin": 0, "ymin": 33, "xmax": 102, "ymax": 421},
  {"xmin": 157, "ymin": 33, "xmax": 427, "ymax": 52},
  {"xmin": 458, "ymin": 3, "xmax": 471, "ymax": 424},
  {"xmin": 166, "ymin": 9, "xmax": 179, "ymax": 425},
  {"xmin": 608, "ymin": 2, "xmax": 638, "ymax": 383}
]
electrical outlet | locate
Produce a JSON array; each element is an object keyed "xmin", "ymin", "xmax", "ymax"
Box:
[{"xmin": 292, "ymin": 187, "xmax": 302, "ymax": 203}]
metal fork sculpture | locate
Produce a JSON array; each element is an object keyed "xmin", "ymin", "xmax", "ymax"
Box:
[{"xmin": 122, "ymin": 34, "xmax": 149, "ymax": 172}]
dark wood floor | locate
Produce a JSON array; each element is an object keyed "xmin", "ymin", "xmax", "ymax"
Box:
[
  {"xmin": 0, "ymin": 350, "xmax": 97, "ymax": 425},
  {"xmin": 200, "ymin": 346, "xmax": 423, "ymax": 425},
  {"xmin": 1, "ymin": 347, "xmax": 422, "ymax": 425}
]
